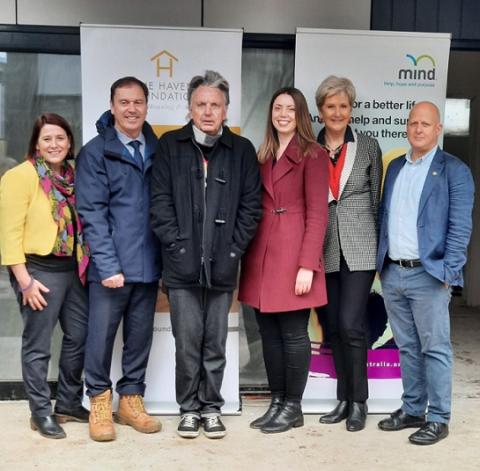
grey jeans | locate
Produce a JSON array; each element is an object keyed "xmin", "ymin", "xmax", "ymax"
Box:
[
  {"xmin": 168, "ymin": 287, "xmax": 233, "ymax": 416},
  {"xmin": 12, "ymin": 267, "xmax": 88, "ymax": 417}
]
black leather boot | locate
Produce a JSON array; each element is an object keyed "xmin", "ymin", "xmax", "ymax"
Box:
[
  {"xmin": 260, "ymin": 400, "xmax": 304, "ymax": 434},
  {"xmin": 346, "ymin": 402, "xmax": 367, "ymax": 432},
  {"xmin": 30, "ymin": 415, "xmax": 66, "ymax": 439},
  {"xmin": 55, "ymin": 405, "xmax": 90, "ymax": 423},
  {"xmin": 250, "ymin": 394, "xmax": 284, "ymax": 429},
  {"xmin": 319, "ymin": 400, "xmax": 349, "ymax": 424}
]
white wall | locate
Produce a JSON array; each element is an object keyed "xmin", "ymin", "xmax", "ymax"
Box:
[
  {"xmin": 0, "ymin": 0, "xmax": 15, "ymax": 23},
  {"xmin": 16, "ymin": 0, "xmax": 201, "ymax": 27},
  {"xmin": 5, "ymin": 0, "xmax": 371, "ymax": 32},
  {"xmin": 205, "ymin": 0, "xmax": 371, "ymax": 33}
]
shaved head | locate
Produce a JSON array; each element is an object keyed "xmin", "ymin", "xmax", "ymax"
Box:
[
  {"xmin": 407, "ymin": 101, "xmax": 443, "ymax": 160},
  {"xmin": 408, "ymin": 101, "xmax": 441, "ymax": 123}
]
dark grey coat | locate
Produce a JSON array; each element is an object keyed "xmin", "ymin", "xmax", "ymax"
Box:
[{"xmin": 150, "ymin": 121, "xmax": 262, "ymax": 291}]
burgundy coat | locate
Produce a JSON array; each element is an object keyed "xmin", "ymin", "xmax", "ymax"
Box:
[{"xmin": 239, "ymin": 136, "xmax": 329, "ymax": 313}]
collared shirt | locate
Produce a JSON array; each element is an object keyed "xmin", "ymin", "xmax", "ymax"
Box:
[
  {"xmin": 317, "ymin": 125, "xmax": 355, "ymax": 166},
  {"xmin": 115, "ymin": 128, "xmax": 146, "ymax": 161},
  {"xmin": 388, "ymin": 145, "xmax": 438, "ymax": 260}
]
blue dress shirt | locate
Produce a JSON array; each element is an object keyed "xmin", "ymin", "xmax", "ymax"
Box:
[
  {"xmin": 388, "ymin": 145, "xmax": 438, "ymax": 260},
  {"xmin": 115, "ymin": 129, "xmax": 146, "ymax": 160}
]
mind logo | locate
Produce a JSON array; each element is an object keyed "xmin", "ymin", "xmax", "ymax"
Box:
[{"xmin": 398, "ymin": 54, "xmax": 436, "ymax": 81}]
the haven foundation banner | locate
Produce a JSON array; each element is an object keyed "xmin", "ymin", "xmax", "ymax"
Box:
[
  {"xmin": 80, "ymin": 24, "xmax": 242, "ymax": 141},
  {"xmin": 295, "ymin": 28, "xmax": 451, "ymax": 412},
  {"xmin": 80, "ymin": 24, "xmax": 243, "ymax": 414}
]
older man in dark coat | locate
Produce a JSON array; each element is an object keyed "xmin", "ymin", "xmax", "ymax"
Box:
[{"xmin": 150, "ymin": 70, "xmax": 261, "ymax": 439}]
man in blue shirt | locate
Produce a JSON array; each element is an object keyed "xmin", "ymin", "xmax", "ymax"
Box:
[
  {"xmin": 76, "ymin": 77, "xmax": 162, "ymax": 442},
  {"xmin": 376, "ymin": 101, "xmax": 474, "ymax": 445}
]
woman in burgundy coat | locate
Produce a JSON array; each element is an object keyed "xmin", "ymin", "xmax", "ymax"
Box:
[{"xmin": 239, "ymin": 87, "xmax": 329, "ymax": 433}]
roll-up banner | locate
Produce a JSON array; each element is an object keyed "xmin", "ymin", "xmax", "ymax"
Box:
[
  {"xmin": 80, "ymin": 24, "xmax": 243, "ymax": 414},
  {"xmin": 81, "ymin": 24, "xmax": 243, "ymax": 140},
  {"xmin": 295, "ymin": 28, "xmax": 451, "ymax": 412}
]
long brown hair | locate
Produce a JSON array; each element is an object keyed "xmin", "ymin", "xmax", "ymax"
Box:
[
  {"xmin": 258, "ymin": 87, "xmax": 316, "ymax": 163},
  {"xmin": 27, "ymin": 113, "xmax": 75, "ymax": 160}
]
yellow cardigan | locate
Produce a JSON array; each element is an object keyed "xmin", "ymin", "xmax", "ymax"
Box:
[{"xmin": 0, "ymin": 161, "xmax": 57, "ymax": 265}]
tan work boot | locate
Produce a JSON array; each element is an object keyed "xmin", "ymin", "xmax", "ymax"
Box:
[
  {"xmin": 115, "ymin": 394, "xmax": 161, "ymax": 433},
  {"xmin": 89, "ymin": 389, "xmax": 116, "ymax": 442}
]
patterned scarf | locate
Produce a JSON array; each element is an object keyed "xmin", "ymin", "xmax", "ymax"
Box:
[{"xmin": 29, "ymin": 156, "xmax": 90, "ymax": 285}]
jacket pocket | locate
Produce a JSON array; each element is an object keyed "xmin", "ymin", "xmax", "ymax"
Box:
[
  {"xmin": 210, "ymin": 243, "xmax": 241, "ymax": 289},
  {"xmin": 162, "ymin": 240, "xmax": 199, "ymax": 283}
]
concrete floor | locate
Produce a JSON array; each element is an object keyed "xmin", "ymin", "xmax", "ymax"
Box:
[{"xmin": 0, "ymin": 300, "xmax": 479, "ymax": 471}]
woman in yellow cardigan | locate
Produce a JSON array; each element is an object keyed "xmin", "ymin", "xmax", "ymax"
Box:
[{"xmin": 0, "ymin": 113, "xmax": 89, "ymax": 439}]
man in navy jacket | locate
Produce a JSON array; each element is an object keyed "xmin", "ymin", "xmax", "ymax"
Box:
[
  {"xmin": 376, "ymin": 101, "xmax": 474, "ymax": 445},
  {"xmin": 76, "ymin": 77, "xmax": 162, "ymax": 442}
]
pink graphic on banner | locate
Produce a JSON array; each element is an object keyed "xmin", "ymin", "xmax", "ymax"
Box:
[{"xmin": 310, "ymin": 347, "xmax": 401, "ymax": 379}]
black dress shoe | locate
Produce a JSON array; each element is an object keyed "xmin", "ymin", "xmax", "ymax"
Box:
[
  {"xmin": 260, "ymin": 401, "xmax": 304, "ymax": 434},
  {"xmin": 408, "ymin": 422, "xmax": 449, "ymax": 445},
  {"xmin": 319, "ymin": 400, "xmax": 349, "ymax": 424},
  {"xmin": 30, "ymin": 415, "xmax": 66, "ymax": 439},
  {"xmin": 250, "ymin": 395, "xmax": 284, "ymax": 429},
  {"xmin": 378, "ymin": 408, "xmax": 426, "ymax": 431},
  {"xmin": 346, "ymin": 402, "xmax": 367, "ymax": 432},
  {"xmin": 54, "ymin": 405, "xmax": 90, "ymax": 423}
]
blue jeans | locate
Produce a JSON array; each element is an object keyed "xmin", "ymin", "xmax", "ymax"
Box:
[{"xmin": 380, "ymin": 263, "xmax": 452, "ymax": 423}]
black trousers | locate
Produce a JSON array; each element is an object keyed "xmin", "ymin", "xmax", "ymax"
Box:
[
  {"xmin": 255, "ymin": 309, "xmax": 311, "ymax": 402},
  {"xmin": 13, "ymin": 267, "xmax": 88, "ymax": 417},
  {"xmin": 84, "ymin": 282, "xmax": 158, "ymax": 397},
  {"xmin": 168, "ymin": 288, "xmax": 233, "ymax": 415},
  {"xmin": 317, "ymin": 256, "xmax": 375, "ymax": 402}
]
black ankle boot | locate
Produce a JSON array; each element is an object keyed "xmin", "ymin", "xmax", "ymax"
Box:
[
  {"xmin": 319, "ymin": 400, "xmax": 349, "ymax": 424},
  {"xmin": 250, "ymin": 394, "xmax": 284, "ymax": 429},
  {"xmin": 260, "ymin": 400, "xmax": 303, "ymax": 434},
  {"xmin": 346, "ymin": 402, "xmax": 367, "ymax": 432},
  {"xmin": 30, "ymin": 415, "xmax": 66, "ymax": 439}
]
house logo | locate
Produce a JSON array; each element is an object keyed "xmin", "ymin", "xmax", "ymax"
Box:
[
  {"xmin": 150, "ymin": 50, "xmax": 178, "ymax": 78},
  {"xmin": 398, "ymin": 54, "xmax": 436, "ymax": 81}
]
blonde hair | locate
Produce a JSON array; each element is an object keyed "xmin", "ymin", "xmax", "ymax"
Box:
[{"xmin": 315, "ymin": 75, "xmax": 356, "ymax": 109}]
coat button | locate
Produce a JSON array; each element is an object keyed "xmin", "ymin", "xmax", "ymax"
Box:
[
  {"xmin": 229, "ymin": 252, "xmax": 236, "ymax": 258},
  {"xmin": 179, "ymin": 248, "xmax": 186, "ymax": 254}
]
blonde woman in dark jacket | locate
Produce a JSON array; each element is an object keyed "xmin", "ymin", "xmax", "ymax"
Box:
[{"xmin": 315, "ymin": 76, "xmax": 382, "ymax": 432}]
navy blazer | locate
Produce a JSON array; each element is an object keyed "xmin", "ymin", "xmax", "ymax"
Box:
[{"xmin": 376, "ymin": 148, "xmax": 474, "ymax": 286}]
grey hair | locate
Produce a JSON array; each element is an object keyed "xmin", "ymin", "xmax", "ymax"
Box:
[
  {"xmin": 315, "ymin": 75, "xmax": 356, "ymax": 108},
  {"xmin": 187, "ymin": 70, "xmax": 230, "ymax": 106}
]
